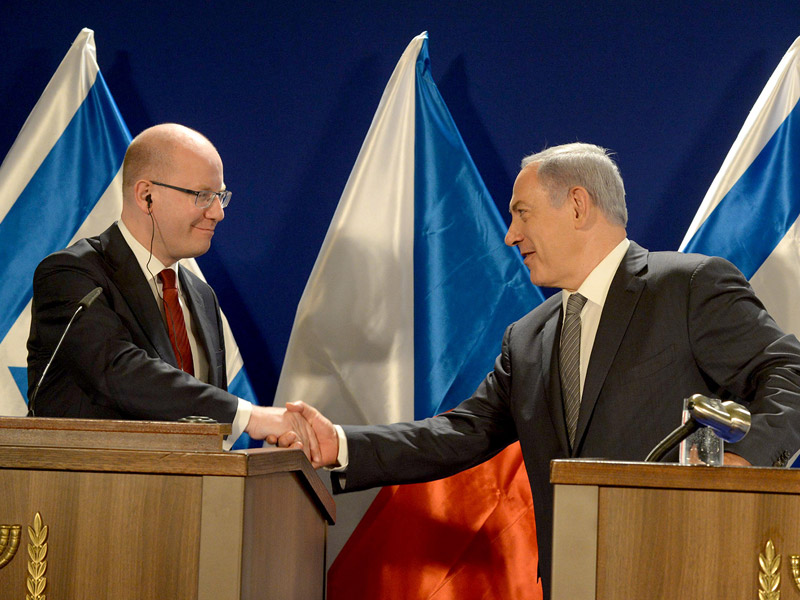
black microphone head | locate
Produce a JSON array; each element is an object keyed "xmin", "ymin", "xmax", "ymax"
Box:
[{"xmin": 79, "ymin": 287, "xmax": 103, "ymax": 310}]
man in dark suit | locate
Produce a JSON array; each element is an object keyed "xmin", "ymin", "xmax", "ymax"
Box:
[
  {"xmin": 284, "ymin": 142, "xmax": 800, "ymax": 598},
  {"xmin": 27, "ymin": 123, "xmax": 318, "ymax": 456}
]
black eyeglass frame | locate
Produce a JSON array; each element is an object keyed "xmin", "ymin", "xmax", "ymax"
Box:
[{"xmin": 150, "ymin": 180, "xmax": 232, "ymax": 209}]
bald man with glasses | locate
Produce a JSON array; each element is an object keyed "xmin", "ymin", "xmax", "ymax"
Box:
[{"xmin": 27, "ymin": 123, "xmax": 319, "ymax": 458}]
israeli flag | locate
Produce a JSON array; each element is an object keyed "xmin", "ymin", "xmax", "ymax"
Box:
[
  {"xmin": 0, "ymin": 29, "xmax": 259, "ymax": 444},
  {"xmin": 681, "ymin": 36, "xmax": 800, "ymax": 338}
]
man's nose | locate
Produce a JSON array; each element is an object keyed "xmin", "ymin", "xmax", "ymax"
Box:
[
  {"xmin": 505, "ymin": 223, "xmax": 521, "ymax": 247},
  {"xmin": 205, "ymin": 196, "xmax": 225, "ymax": 221}
]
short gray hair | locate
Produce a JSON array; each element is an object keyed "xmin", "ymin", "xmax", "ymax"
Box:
[{"xmin": 521, "ymin": 142, "xmax": 627, "ymax": 226}]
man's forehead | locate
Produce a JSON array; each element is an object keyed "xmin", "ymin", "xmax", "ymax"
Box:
[
  {"xmin": 509, "ymin": 166, "xmax": 541, "ymax": 211},
  {"xmin": 172, "ymin": 143, "xmax": 222, "ymax": 170},
  {"xmin": 165, "ymin": 146, "xmax": 223, "ymax": 189},
  {"xmin": 509, "ymin": 194, "xmax": 536, "ymax": 213}
]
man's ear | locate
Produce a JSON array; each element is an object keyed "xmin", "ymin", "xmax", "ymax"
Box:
[
  {"xmin": 133, "ymin": 180, "xmax": 153, "ymax": 214},
  {"xmin": 569, "ymin": 186, "xmax": 592, "ymax": 228}
]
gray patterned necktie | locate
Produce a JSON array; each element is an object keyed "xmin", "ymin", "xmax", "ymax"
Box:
[{"xmin": 560, "ymin": 292, "xmax": 587, "ymax": 448}]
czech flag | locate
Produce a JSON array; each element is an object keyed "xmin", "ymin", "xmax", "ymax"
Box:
[{"xmin": 275, "ymin": 33, "xmax": 544, "ymax": 599}]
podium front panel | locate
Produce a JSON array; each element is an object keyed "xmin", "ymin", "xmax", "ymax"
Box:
[
  {"xmin": 551, "ymin": 460, "xmax": 800, "ymax": 600},
  {"xmin": 0, "ymin": 424, "xmax": 334, "ymax": 600},
  {"xmin": 1, "ymin": 468, "xmax": 203, "ymax": 599}
]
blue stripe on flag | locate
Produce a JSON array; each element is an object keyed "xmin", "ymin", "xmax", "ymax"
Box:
[
  {"xmin": 683, "ymin": 99, "xmax": 800, "ymax": 277},
  {"xmin": 413, "ymin": 39, "xmax": 543, "ymax": 419},
  {"xmin": 228, "ymin": 365, "xmax": 257, "ymax": 403},
  {"xmin": 0, "ymin": 72, "xmax": 131, "ymax": 341},
  {"xmin": 228, "ymin": 366, "xmax": 261, "ymax": 449}
]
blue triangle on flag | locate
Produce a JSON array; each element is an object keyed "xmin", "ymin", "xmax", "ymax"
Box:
[
  {"xmin": 9, "ymin": 366, "xmax": 29, "ymax": 403},
  {"xmin": 412, "ymin": 39, "xmax": 543, "ymax": 419}
]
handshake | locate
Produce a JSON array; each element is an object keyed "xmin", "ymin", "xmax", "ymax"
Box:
[{"xmin": 244, "ymin": 401, "xmax": 339, "ymax": 468}]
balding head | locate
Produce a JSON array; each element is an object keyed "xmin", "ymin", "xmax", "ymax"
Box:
[
  {"xmin": 122, "ymin": 123, "xmax": 219, "ymax": 202},
  {"xmin": 120, "ymin": 123, "xmax": 226, "ymax": 266}
]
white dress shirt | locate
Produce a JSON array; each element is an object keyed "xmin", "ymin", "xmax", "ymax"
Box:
[
  {"xmin": 117, "ymin": 220, "xmax": 251, "ymax": 449},
  {"xmin": 561, "ymin": 238, "xmax": 630, "ymax": 399}
]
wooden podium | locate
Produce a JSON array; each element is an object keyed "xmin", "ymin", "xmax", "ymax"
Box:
[
  {"xmin": 550, "ymin": 459, "xmax": 800, "ymax": 599},
  {"xmin": 0, "ymin": 417, "xmax": 335, "ymax": 600}
]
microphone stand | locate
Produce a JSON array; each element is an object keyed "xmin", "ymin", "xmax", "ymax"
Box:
[
  {"xmin": 28, "ymin": 287, "xmax": 102, "ymax": 417},
  {"xmin": 644, "ymin": 394, "xmax": 751, "ymax": 463},
  {"xmin": 644, "ymin": 420, "xmax": 700, "ymax": 463}
]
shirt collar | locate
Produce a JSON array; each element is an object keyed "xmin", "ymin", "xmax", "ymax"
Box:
[
  {"xmin": 116, "ymin": 219, "xmax": 179, "ymax": 284},
  {"xmin": 562, "ymin": 238, "xmax": 630, "ymax": 312}
]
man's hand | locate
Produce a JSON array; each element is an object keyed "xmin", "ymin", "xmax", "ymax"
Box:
[
  {"xmin": 723, "ymin": 452, "xmax": 752, "ymax": 466},
  {"xmin": 269, "ymin": 401, "xmax": 339, "ymax": 469},
  {"xmin": 245, "ymin": 405, "xmax": 322, "ymax": 465}
]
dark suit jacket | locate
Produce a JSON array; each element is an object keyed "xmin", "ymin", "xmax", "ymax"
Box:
[
  {"xmin": 27, "ymin": 223, "xmax": 239, "ymax": 423},
  {"xmin": 335, "ymin": 242, "xmax": 800, "ymax": 599}
]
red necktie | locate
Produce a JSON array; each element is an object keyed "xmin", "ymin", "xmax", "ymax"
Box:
[{"xmin": 159, "ymin": 269, "xmax": 194, "ymax": 375}]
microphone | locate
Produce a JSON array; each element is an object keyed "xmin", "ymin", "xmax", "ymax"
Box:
[
  {"xmin": 688, "ymin": 394, "xmax": 751, "ymax": 442},
  {"xmin": 644, "ymin": 394, "xmax": 751, "ymax": 463},
  {"xmin": 27, "ymin": 286, "xmax": 103, "ymax": 417}
]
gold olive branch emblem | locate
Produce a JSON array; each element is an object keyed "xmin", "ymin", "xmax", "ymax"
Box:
[
  {"xmin": 790, "ymin": 554, "xmax": 800, "ymax": 592},
  {"xmin": 26, "ymin": 512, "xmax": 48, "ymax": 600},
  {"xmin": 0, "ymin": 524, "xmax": 22, "ymax": 569},
  {"xmin": 759, "ymin": 539, "xmax": 780, "ymax": 600}
]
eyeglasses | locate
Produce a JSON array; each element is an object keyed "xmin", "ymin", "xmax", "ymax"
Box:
[{"xmin": 150, "ymin": 181, "xmax": 232, "ymax": 209}]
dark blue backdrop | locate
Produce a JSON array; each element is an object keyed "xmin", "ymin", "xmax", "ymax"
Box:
[{"xmin": 3, "ymin": 2, "xmax": 799, "ymax": 404}]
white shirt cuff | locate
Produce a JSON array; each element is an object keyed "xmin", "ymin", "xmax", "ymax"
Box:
[
  {"xmin": 223, "ymin": 398, "xmax": 253, "ymax": 451},
  {"xmin": 328, "ymin": 424, "xmax": 349, "ymax": 471}
]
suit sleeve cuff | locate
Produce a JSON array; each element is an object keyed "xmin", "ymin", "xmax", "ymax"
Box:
[{"xmin": 223, "ymin": 398, "xmax": 252, "ymax": 451}]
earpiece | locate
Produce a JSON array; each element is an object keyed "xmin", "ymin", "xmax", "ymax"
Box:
[{"xmin": 146, "ymin": 194, "xmax": 152, "ymax": 213}]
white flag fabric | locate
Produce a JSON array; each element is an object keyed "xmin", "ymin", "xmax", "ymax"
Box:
[
  {"xmin": 0, "ymin": 29, "xmax": 259, "ymax": 441},
  {"xmin": 274, "ymin": 34, "xmax": 418, "ymax": 426},
  {"xmin": 681, "ymin": 36, "xmax": 800, "ymax": 337}
]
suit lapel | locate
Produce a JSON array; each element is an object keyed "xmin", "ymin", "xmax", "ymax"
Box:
[
  {"xmin": 101, "ymin": 224, "xmax": 178, "ymax": 368},
  {"xmin": 541, "ymin": 300, "xmax": 572, "ymax": 456},
  {"xmin": 574, "ymin": 242, "xmax": 648, "ymax": 450}
]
